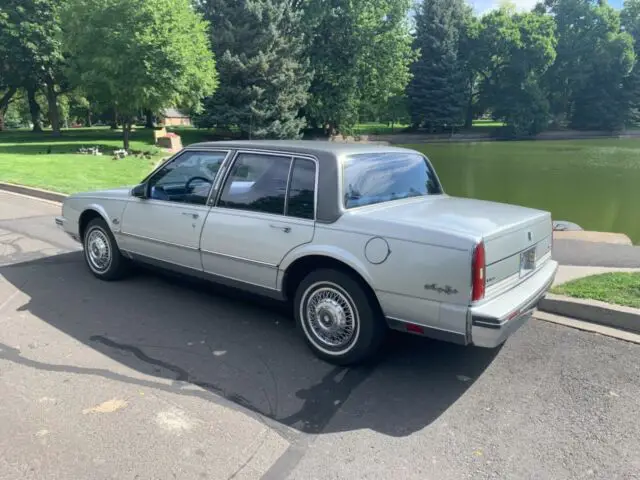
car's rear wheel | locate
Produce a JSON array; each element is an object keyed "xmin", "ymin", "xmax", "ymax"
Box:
[
  {"xmin": 294, "ymin": 268, "xmax": 387, "ymax": 365},
  {"xmin": 83, "ymin": 218, "xmax": 128, "ymax": 281}
]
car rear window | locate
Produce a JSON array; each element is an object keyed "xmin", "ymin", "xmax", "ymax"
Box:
[{"xmin": 342, "ymin": 152, "xmax": 443, "ymax": 209}]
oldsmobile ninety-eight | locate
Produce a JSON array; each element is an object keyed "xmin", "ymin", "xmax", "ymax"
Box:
[{"xmin": 56, "ymin": 140, "xmax": 558, "ymax": 365}]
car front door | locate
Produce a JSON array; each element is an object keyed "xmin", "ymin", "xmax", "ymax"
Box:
[
  {"xmin": 200, "ymin": 151, "xmax": 317, "ymax": 290},
  {"xmin": 118, "ymin": 149, "xmax": 229, "ymax": 271}
]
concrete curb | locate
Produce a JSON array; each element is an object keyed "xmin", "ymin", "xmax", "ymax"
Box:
[
  {"xmin": 534, "ymin": 311, "xmax": 640, "ymax": 345},
  {"xmin": 0, "ymin": 182, "xmax": 66, "ymax": 203},
  {"xmin": 539, "ymin": 294, "xmax": 640, "ymax": 334}
]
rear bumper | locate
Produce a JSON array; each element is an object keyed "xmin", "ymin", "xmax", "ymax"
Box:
[{"xmin": 470, "ymin": 260, "xmax": 558, "ymax": 348}]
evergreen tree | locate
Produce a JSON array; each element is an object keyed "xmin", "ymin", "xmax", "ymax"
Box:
[
  {"xmin": 408, "ymin": 0, "xmax": 470, "ymax": 132},
  {"xmin": 196, "ymin": 0, "xmax": 311, "ymax": 139}
]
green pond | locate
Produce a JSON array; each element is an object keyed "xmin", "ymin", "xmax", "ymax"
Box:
[{"xmin": 406, "ymin": 139, "xmax": 640, "ymax": 245}]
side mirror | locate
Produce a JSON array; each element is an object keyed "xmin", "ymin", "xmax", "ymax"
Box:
[{"xmin": 131, "ymin": 183, "xmax": 147, "ymax": 199}]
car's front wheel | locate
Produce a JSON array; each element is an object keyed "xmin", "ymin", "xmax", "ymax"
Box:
[
  {"xmin": 294, "ymin": 269, "xmax": 387, "ymax": 365},
  {"xmin": 83, "ymin": 217, "xmax": 129, "ymax": 281}
]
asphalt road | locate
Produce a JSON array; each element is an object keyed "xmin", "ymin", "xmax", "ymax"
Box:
[{"xmin": 1, "ymin": 191, "xmax": 640, "ymax": 480}]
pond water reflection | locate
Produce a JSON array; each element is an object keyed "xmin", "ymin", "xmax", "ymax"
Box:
[{"xmin": 408, "ymin": 138, "xmax": 640, "ymax": 244}]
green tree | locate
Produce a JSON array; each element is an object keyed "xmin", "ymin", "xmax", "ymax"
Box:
[
  {"xmin": 303, "ymin": 0, "xmax": 416, "ymax": 135},
  {"xmin": 195, "ymin": 0, "xmax": 310, "ymax": 139},
  {"xmin": 381, "ymin": 95, "xmax": 411, "ymax": 130},
  {"xmin": 408, "ymin": 0, "xmax": 471, "ymax": 132},
  {"xmin": 621, "ymin": 0, "xmax": 640, "ymax": 125},
  {"xmin": 0, "ymin": 3, "xmax": 30, "ymax": 130},
  {"xmin": 459, "ymin": 10, "xmax": 482, "ymax": 128},
  {"xmin": 0, "ymin": 0, "xmax": 67, "ymax": 135},
  {"xmin": 3, "ymin": 95, "xmax": 27, "ymax": 129},
  {"xmin": 543, "ymin": 0, "xmax": 634, "ymax": 130},
  {"xmin": 66, "ymin": 92, "xmax": 105, "ymax": 127},
  {"xmin": 62, "ymin": 0, "xmax": 217, "ymax": 149},
  {"xmin": 356, "ymin": 94, "xmax": 410, "ymax": 129},
  {"xmin": 476, "ymin": 8, "xmax": 557, "ymax": 136},
  {"xmin": 0, "ymin": 86, "xmax": 18, "ymax": 131}
]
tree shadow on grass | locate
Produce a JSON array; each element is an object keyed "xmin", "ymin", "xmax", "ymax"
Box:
[
  {"xmin": 0, "ymin": 127, "xmax": 222, "ymax": 154},
  {"xmin": 0, "ymin": 252, "xmax": 500, "ymax": 437},
  {"xmin": 0, "ymin": 143, "xmax": 150, "ymax": 156}
]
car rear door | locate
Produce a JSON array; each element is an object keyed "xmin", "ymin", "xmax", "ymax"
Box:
[{"xmin": 200, "ymin": 151, "xmax": 317, "ymax": 290}]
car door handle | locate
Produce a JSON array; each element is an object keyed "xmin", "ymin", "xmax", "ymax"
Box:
[
  {"xmin": 270, "ymin": 224, "xmax": 291, "ymax": 233},
  {"xmin": 182, "ymin": 212, "xmax": 199, "ymax": 219}
]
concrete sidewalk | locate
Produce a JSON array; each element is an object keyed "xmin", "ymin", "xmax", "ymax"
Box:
[
  {"xmin": 552, "ymin": 238, "xmax": 640, "ymax": 268},
  {"xmin": 553, "ymin": 265, "xmax": 640, "ymax": 287},
  {"xmin": 553, "ymin": 230, "xmax": 632, "ymax": 245}
]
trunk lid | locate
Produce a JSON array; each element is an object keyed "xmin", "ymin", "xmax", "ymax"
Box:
[{"xmin": 351, "ymin": 195, "xmax": 553, "ymax": 293}]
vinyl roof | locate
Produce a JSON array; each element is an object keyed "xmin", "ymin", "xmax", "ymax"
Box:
[{"xmin": 187, "ymin": 139, "xmax": 417, "ymax": 157}]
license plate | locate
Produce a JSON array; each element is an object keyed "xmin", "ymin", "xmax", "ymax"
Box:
[{"xmin": 520, "ymin": 247, "xmax": 536, "ymax": 276}]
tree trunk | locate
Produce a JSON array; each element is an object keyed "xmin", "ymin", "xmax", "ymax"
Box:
[
  {"xmin": 144, "ymin": 109, "xmax": 154, "ymax": 129},
  {"xmin": 0, "ymin": 87, "xmax": 17, "ymax": 131},
  {"xmin": 27, "ymin": 87, "xmax": 43, "ymax": 133},
  {"xmin": 45, "ymin": 82, "xmax": 62, "ymax": 136},
  {"xmin": 86, "ymin": 109, "xmax": 92, "ymax": 127},
  {"xmin": 110, "ymin": 107, "xmax": 118, "ymax": 129},
  {"xmin": 465, "ymin": 100, "xmax": 474, "ymax": 130},
  {"xmin": 0, "ymin": 87, "xmax": 16, "ymax": 108},
  {"xmin": 122, "ymin": 120, "xmax": 132, "ymax": 150}
]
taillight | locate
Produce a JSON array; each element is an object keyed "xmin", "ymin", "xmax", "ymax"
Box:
[{"xmin": 472, "ymin": 241, "xmax": 486, "ymax": 302}]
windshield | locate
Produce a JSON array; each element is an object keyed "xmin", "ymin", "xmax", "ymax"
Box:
[{"xmin": 342, "ymin": 152, "xmax": 443, "ymax": 209}]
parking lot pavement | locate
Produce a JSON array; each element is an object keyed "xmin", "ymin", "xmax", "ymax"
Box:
[{"xmin": 1, "ymin": 190, "xmax": 640, "ymax": 480}]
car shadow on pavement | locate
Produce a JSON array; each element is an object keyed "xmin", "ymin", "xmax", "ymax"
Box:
[{"xmin": 0, "ymin": 252, "xmax": 500, "ymax": 437}]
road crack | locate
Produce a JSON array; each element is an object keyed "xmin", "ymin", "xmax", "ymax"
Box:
[{"xmin": 89, "ymin": 335, "xmax": 267, "ymax": 418}]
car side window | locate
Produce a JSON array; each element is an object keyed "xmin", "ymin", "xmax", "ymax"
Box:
[
  {"xmin": 286, "ymin": 158, "xmax": 316, "ymax": 220},
  {"xmin": 147, "ymin": 151, "xmax": 227, "ymax": 205},
  {"xmin": 217, "ymin": 152, "xmax": 292, "ymax": 215}
]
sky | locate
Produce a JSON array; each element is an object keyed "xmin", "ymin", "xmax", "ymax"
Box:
[{"xmin": 470, "ymin": 0, "xmax": 624, "ymax": 14}]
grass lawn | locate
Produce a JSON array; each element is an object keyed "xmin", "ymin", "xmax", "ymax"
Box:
[
  {"xmin": 352, "ymin": 122, "xmax": 409, "ymax": 135},
  {"xmin": 552, "ymin": 273, "xmax": 640, "ymax": 309},
  {"xmin": 0, "ymin": 153, "xmax": 159, "ymax": 194},
  {"xmin": 0, "ymin": 127, "xmax": 216, "ymax": 194},
  {"xmin": 351, "ymin": 120, "xmax": 506, "ymax": 135},
  {"xmin": 472, "ymin": 120, "xmax": 505, "ymax": 128},
  {"xmin": 0, "ymin": 123, "xmax": 413, "ymax": 192}
]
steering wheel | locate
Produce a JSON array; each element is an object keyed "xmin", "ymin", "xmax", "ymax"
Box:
[{"xmin": 185, "ymin": 176, "xmax": 212, "ymax": 191}]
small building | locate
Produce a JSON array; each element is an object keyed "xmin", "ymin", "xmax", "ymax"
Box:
[{"xmin": 160, "ymin": 108, "xmax": 192, "ymax": 127}]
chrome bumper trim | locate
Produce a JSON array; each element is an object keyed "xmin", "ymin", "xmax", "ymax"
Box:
[
  {"xmin": 470, "ymin": 261, "xmax": 558, "ymax": 348},
  {"xmin": 386, "ymin": 317, "xmax": 467, "ymax": 345}
]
